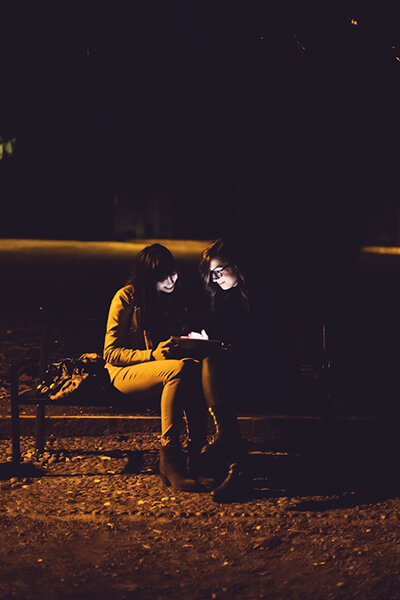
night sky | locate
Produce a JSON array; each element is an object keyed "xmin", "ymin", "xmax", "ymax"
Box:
[{"xmin": 2, "ymin": 2, "xmax": 400, "ymax": 246}]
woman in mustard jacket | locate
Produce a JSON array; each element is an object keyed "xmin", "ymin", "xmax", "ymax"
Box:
[{"xmin": 103, "ymin": 243, "xmax": 207, "ymax": 492}]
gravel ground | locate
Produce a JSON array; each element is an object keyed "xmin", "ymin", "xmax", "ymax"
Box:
[
  {"xmin": 2, "ymin": 310, "xmax": 400, "ymax": 599},
  {"xmin": 1, "ymin": 432, "xmax": 400, "ymax": 600}
]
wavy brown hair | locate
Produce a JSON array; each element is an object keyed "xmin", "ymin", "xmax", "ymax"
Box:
[{"xmin": 198, "ymin": 239, "xmax": 250, "ymax": 311}]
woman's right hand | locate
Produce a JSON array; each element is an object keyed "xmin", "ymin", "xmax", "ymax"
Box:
[{"xmin": 151, "ymin": 337, "xmax": 178, "ymax": 361}]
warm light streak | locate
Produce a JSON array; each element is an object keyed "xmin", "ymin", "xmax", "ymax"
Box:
[
  {"xmin": 361, "ymin": 246, "xmax": 400, "ymax": 255},
  {"xmin": 0, "ymin": 239, "xmax": 212, "ymax": 260},
  {"xmin": 350, "ymin": 18, "xmax": 358, "ymax": 26}
]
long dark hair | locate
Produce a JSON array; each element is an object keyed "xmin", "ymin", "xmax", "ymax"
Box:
[
  {"xmin": 127, "ymin": 243, "xmax": 179, "ymax": 310},
  {"xmin": 199, "ymin": 239, "xmax": 250, "ymax": 311}
]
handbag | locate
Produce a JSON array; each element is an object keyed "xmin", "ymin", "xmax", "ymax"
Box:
[{"xmin": 37, "ymin": 353, "xmax": 112, "ymax": 403}]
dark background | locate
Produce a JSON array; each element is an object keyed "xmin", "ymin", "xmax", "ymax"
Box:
[
  {"xmin": 2, "ymin": 1, "xmax": 400, "ymax": 244},
  {"xmin": 2, "ymin": 2, "xmax": 400, "ymax": 411}
]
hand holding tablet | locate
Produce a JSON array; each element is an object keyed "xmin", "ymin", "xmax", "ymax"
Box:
[{"xmin": 170, "ymin": 332, "xmax": 228, "ymax": 357}]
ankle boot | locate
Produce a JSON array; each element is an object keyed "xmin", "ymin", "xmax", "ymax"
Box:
[
  {"xmin": 186, "ymin": 444, "xmax": 218, "ymax": 490},
  {"xmin": 182, "ymin": 406, "xmax": 217, "ymax": 489},
  {"xmin": 200, "ymin": 406, "xmax": 245, "ymax": 464},
  {"xmin": 159, "ymin": 445, "xmax": 204, "ymax": 492},
  {"xmin": 211, "ymin": 462, "xmax": 252, "ymax": 503}
]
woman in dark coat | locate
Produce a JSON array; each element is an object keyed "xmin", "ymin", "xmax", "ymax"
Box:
[{"xmin": 198, "ymin": 239, "xmax": 254, "ymax": 501}]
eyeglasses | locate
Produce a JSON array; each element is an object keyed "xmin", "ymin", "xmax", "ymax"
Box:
[{"xmin": 210, "ymin": 264, "xmax": 230, "ymax": 281}]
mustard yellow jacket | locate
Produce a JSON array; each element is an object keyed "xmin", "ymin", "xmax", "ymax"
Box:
[{"xmin": 103, "ymin": 285, "xmax": 154, "ymax": 381}]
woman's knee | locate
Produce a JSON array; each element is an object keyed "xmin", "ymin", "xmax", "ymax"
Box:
[
  {"xmin": 202, "ymin": 354, "xmax": 224, "ymax": 378},
  {"xmin": 166, "ymin": 358, "xmax": 200, "ymax": 383}
]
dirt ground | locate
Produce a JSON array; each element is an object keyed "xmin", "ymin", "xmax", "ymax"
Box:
[
  {"xmin": 2, "ymin": 312, "xmax": 400, "ymax": 599},
  {"xmin": 2, "ymin": 431, "xmax": 400, "ymax": 600}
]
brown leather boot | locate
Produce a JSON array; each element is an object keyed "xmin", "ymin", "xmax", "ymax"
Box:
[{"xmin": 159, "ymin": 446, "xmax": 204, "ymax": 492}]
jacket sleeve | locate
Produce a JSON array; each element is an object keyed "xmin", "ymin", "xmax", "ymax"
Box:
[{"xmin": 103, "ymin": 287, "xmax": 153, "ymax": 366}]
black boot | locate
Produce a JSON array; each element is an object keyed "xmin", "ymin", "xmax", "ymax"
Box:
[
  {"xmin": 186, "ymin": 444, "xmax": 218, "ymax": 490},
  {"xmin": 211, "ymin": 462, "xmax": 252, "ymax": 503},
  {"xmin": 200, "ymin": 406, "xmax": 246, "ymax": 464},
  {"xmin": 183, "ymin": 407, "xmax": 217, "ymax": 489},
  {"xmin": 159, "ymin": 445, "xmax": 204, "ymax": 492},
  {"xmin": 200, "ymin": 406, "xmax": 251, "ymax": 496}
]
